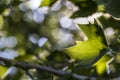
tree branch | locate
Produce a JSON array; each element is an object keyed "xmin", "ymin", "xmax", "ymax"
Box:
[{"xmin": 0, "ymin": 56, "xmax": 95, "ymax": 80}]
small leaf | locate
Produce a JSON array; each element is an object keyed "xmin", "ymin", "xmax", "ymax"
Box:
[
  {"xmin": 0, "ymin": 65, "xmax": 8, "ymax": 79},
  {"xmin": 94, "ymin": 54, "xmax": 112, "ymax": 75},
  {"xmin": 0, "ymin": 15, "xmax": 3, "ymax": 29},
  {"xmin": 65, "ymin": 24, "xmax": 108, "ymax": 66},
  {"xmin": 40, "ymin": 0, "xmax": 56, "ymax": 7}
]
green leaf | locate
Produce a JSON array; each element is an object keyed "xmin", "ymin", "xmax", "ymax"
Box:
[
  {"xmin": 41, "ymin": 0, "xmax": 56, "ymax": 6},
  {"xmin": 96, "ymin": 14, "xmax": 120, "ymax": 29},
  {"xmin": 104, "ymin": 0, "xmax": 120, "ymax": 18},
  {"xmin": 40, "ymin": 0, "xmax": 50, "ymax": 6},
  {"xmin": 0, "ymin": 66, "xmax": 8, "ymax": 79},
  {"xmin": 94, "ymin": 54, "xmax": 112, "ymax": 75},
  {"xmin": 15, "ymin": 54, "xmax": 34, "ymax": 61},
  {"xmin": 71, "ymin": 0, "xmax": 97, "ymax": 17},
  {"xmin": 65, "ymin": 24, "xmax": 108, "ymax": 66},
  {"xmin": 0, "ymin": 15, "xmax": 3, "ymax": 29}
]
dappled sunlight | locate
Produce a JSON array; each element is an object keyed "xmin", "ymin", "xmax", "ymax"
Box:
[
  {"xmin": 0, "ymin": 36, "xmax": 17, "ymax": 49},
  {"xmin": 104, "ymin": 27, "xmax": 115, "ymax": 40},
  {"xmin": 5, "ymin": 67, "xmax": 18, "ymax": 77},
  {"xmin": 74, "ymin": 17, "xmax": 89, "ymax": 24},
  {"xmin": 29, "ymin": 34, "xmax": 39, "ymax": 44},
  {"xmin": 0, "ymin": 36, "xmax": 18, "ymax": 60},
  {"xmin": 38, "ymin": 37, "xmax": 47, "ymax": 47},
  {"xmin": 0, "ymin": 49, "xmax": 18, "ymax": 59},
  {"xmin": 51, "ymin": 28, "xmax": 76, "ymax": 50},
  {"xmin": 0, "ymin": 0, "xmax": 120, "ymax": 79},
  {"xmin": 19, "ymin": 0, "xmax": 42, "ymax": 11},
  {"xmin": 33, "ymin": 9, "xmax": 45, "ymax": 23},
  {"xmin": 28, "ymin": 0, "xmax": 42, "ymax": 10},
  {"xmin": 60, "ymin": 17, "xmax": 72, "ymax": 29},
  {"xmin": 38, "ymin": 50, "xmax": 50, "ymax": 60},
  {"xmin": 0, "ymin": 15, "xmax": 3, "ymax": 29},
  {"xmin": 24, "ymin": 11, "xmax": 33, "ymax": 22}
]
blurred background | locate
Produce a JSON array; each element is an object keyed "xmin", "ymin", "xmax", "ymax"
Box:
[{"xmin": 0, "ymin": 0, "xmax": 120, "ymax": 80}]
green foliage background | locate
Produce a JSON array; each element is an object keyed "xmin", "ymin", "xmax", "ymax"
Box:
[{"xmin": 0, "ymin": 0, "xmax": 120, "ymax": 80}]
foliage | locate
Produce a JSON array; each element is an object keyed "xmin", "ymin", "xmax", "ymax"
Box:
[{"xmin": 0, "ymin": 0, "xmax": 120, "ymax": 80}]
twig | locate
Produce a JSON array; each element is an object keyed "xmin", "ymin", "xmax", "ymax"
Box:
[
  {"xmin": 25, "ymin": 70, "xmax": 34, "ymax": 80},
  {"xmin": 0, "ymin": 56, "xmax": 95, "ymax": 80}
]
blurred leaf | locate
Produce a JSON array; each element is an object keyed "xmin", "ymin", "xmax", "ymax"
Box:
[
  {"xmin": 15, "ymin": 54, "xmax": 34, "ymax": 62},
  {"xmin": 12, "ymin": 0, "xmax": 21, "ymax": 7},
  {"xmin": 97, "ymin": 14, "xmax": 120, "ymax": 29},
  {"xmin": 3, "ymin": 68, "xmax": 23, "ymax": 80},
  {"xmin": 47, "ymin": 51, "xmax": 69, "ymax": 69},
  {"xmin": 47, "ymin": 51, "xmax": 67, "ymax": 63},
  {"xmin": 104, "ymin": 0, "xmax": 120, "ymax": 18},
  {"xmin": 97, "ymin": 4, "xmax": 104, "ymax": 11},
  {"xmin": 41, "ymin": 0, "xmax": 50, "ymax": 6},
  {"xmin": 13, "ymin": 70, "xmax": 23, "ymax": 80},
  {"xmin": 0, "ymin": 0, "xmax": 11, "ymax": 14},
  {"xmin": 34, "ymin": 70, "xmax": 53, "ymax": 80},
  {"xmin": 0, "ymin": 15, "xmax": 3, "ymax": 29},
  {"xmin": 0, "ymin": 0, "xmax": 6, "ymax": 13},
  {"xmin": 94, "ymin": 54, "xmax": 112, "ymax": 75},
  {"xmin": 40, "ymin": 0, "xmax": 56, "ymax": 6},
  {"xmin": 0, "ymin": 65, "xmax": 8, "ymax": 79},
  {"xmin": 71, "ymin": 0, "xmax": 97, "ymax": 17},
  {"xmin": 65, "ymin": 24, "xmax": 108, "ymax": 66}
]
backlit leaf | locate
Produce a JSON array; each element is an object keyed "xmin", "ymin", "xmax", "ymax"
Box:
[
  {"xmin": 0, "ymin": 15, "xmax": 3, "ymax": 29},
  {"xmin": 65, "ymin": 24, "xmax": 108, "ymax": 66},
  {"xmin": 0, "ymin": 65, "xmax": 8, "ymax": 79},
  {"xmin": 94, "ymin": 54, "xmax": 112, "ymax": 75}
]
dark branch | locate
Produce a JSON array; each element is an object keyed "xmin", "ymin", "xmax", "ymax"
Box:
[
  {"xmin": 25, "ymin": 70, "xmax": 34, "ymax": 80},
  {"xmin": 0, "ymin": 56, "xmax": 95, "ymax": 80}
]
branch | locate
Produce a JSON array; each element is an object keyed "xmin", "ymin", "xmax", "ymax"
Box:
[{"xmin": 0, "ymin": 56, "xmax": 95, "ymax": 80}]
